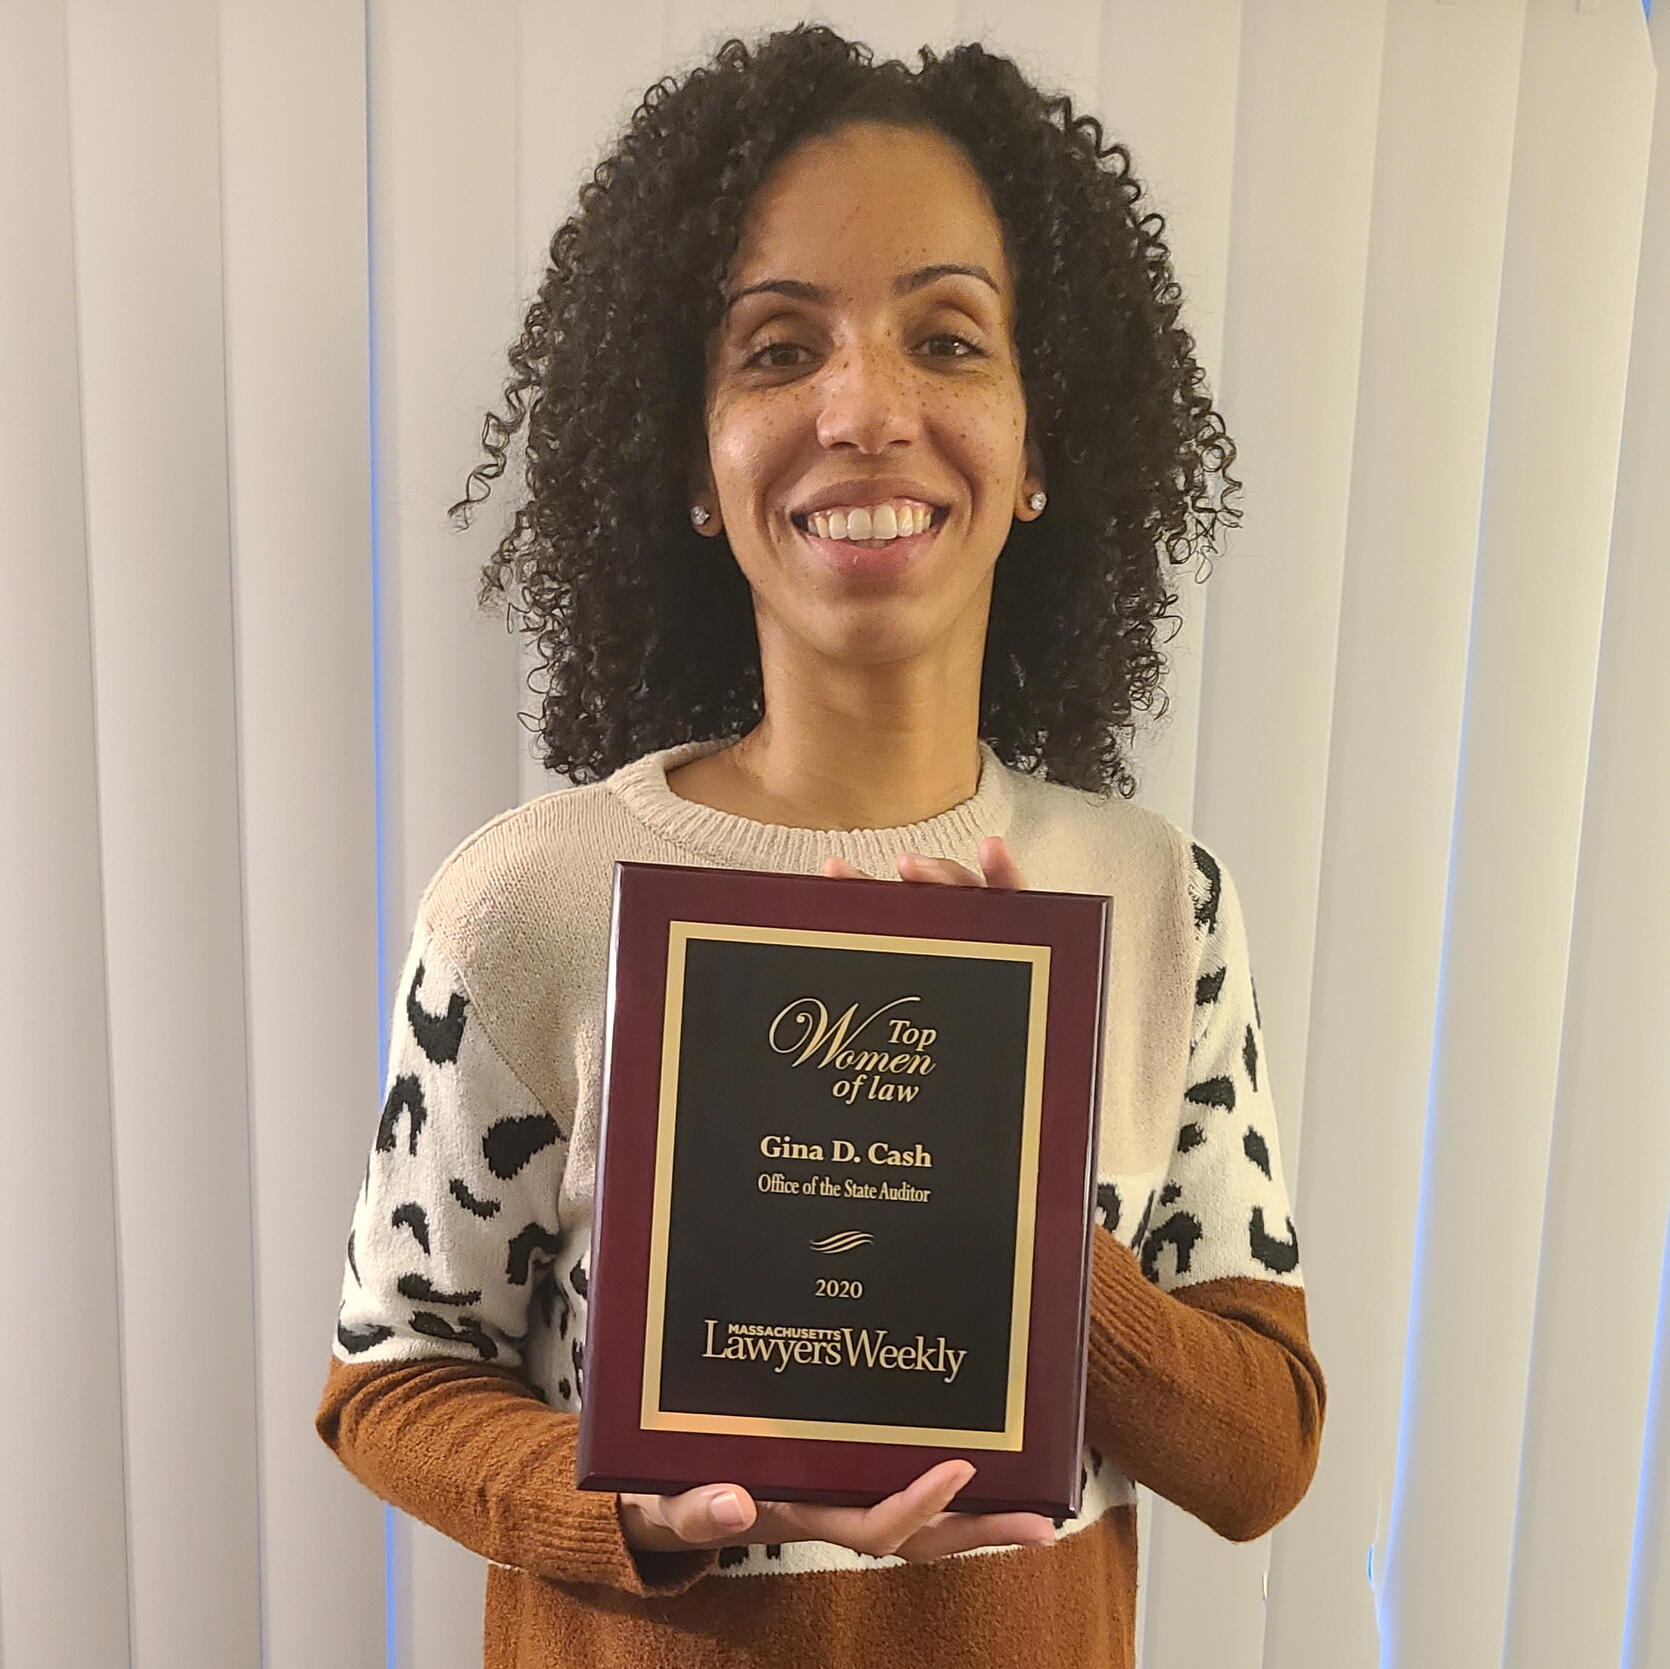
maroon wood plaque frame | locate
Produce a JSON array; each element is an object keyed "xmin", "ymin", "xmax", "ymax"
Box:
[{"xmin": 576, "ymin": 861, "xmax": 1109, "ymax": 1517}]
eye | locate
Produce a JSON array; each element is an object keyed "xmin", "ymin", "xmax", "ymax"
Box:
[
  {"xmin": 743, "ymin": 340, "xmax": 809, "ymax": 370},
  {"xmin": 742, "ymin": 333, "xmax": 985, "ymax": 370},
  {"xmin": 923, "ymin": 333, "xmax": 983, "ymax": 359}
]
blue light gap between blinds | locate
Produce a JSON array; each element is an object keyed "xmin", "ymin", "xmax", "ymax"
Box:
[
  {"xmin": 361, "ymin": 1, "xmax": 399, "ymax": 1663},
  {"xmin": 1624, "ymin": 0, "xmax": 1661, "ymax": 1593},
  {"xmin": 1380, "ymin": 568, "xmax": 1479, "ymax": 1658},
  {"xmin": 1622, "ymin": 1209, "xmax": 1670, "ymax": 1665},
  {"xmin": 1382, "ymin": 940, "xmax": 1452, "ymax": 1660}
]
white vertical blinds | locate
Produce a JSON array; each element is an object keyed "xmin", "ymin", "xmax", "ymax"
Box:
[
  {"xmin": 1501, "ymin": 4, "xmax": 1670, "ymax": 1664},
  {"xmin": 1383, "ymin": 6, "xmax": 1657, "ymax": 1667},
  {"xmin": 364, "ymin": 4, "xmax": 526, "ymax": 1661},
  {"xmin": 219, "ymin": 3, "xmax": 383, "ymax": 1665},
  {"xmin": 1, "ymin": 6, "xmax": 132, "ymax": 1667},
  {"xmin": 1265, "ymin": 1, "xmax": 1534, "ymax": 1657},
  {"xmin": 57, "ymin": 2, "xmax": 263, "ymax": 1666},
  {"xmin": 2, "ymin": 4, "xmax": 1663, "ymax": 1667}
]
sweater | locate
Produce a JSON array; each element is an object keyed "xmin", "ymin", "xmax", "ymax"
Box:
[{"xmin": 315, "ymin": 736, "xmax": 1326, "ymax": 1669}]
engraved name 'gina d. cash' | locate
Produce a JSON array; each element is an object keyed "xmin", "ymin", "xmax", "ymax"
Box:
[{"xmin": 767, "ymin": 996, "xmax": 938, "ymax": 1076}]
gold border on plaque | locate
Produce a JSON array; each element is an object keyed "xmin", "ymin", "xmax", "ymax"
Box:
[{"xmin": 639, "ymin": 920, "xmax": 1050, "ymax": 1450}]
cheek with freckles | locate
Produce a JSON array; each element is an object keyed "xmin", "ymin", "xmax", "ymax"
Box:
[{"xmin": 700, "ymin": 366, "xmax": 1029, "ymax": 570}]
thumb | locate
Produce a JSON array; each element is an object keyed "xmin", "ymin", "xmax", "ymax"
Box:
[
  {"xmin": 660, "ymin": 1483, "xmax": 758, "ymax": 1547},
  {"xmin": 821, "ymin": 854, "xmax": 872, "ymax": 880}
]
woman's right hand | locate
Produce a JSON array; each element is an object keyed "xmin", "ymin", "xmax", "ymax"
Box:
[{"xmin": 618, "ymin": 1459, "xmax": 1057, "ymax": 1562}]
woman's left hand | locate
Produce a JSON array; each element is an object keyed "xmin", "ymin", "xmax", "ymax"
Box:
[{"xmin": 820, "ymin": 835, "xmax": 1029, "ymax": 891}]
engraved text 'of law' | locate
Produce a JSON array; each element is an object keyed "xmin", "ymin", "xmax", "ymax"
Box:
[{"xmin": 768, "ymin": 996, "xmax": 939, "ymax": 1103}]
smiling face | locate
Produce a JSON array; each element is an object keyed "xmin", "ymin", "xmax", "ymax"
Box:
[{"xmin": 693, "ymin": 119, "xmax": 1043, "ymax": 675}]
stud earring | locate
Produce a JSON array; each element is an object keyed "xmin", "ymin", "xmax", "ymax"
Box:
[
  {"xmin": 1027, "ymin": 491, "xmax": 1046, "ymax": 513},
  {"xmin": 690, "ymin": 505, "xmax": 710, "ymax": 526}
]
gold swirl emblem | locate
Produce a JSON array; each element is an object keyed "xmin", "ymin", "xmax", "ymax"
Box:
[{"xmin": 808, "ymin": 1231, "xmax": 875, "ymax": 1255}]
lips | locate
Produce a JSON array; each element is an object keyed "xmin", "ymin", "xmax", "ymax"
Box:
[
  {"xmin": 790, "ymin": 505, "xmax": 946, "ymax": 578},
  {"xmin": 788, "ymin": 505, "xmax": 948, "ymax": 538}
]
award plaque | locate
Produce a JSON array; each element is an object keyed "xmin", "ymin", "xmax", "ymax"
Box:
[{"xmin": 576, "ymin": 861, "xmax": 1110, "ymax": 1517}]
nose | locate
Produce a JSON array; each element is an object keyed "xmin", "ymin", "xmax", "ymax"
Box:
[{"xmin": 813, "ymin": 338, "xmax": 923, "ymax": 453}]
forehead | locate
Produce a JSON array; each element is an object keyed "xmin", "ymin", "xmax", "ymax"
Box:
[{"xmin": 726, "ymin": 121, "xmax": 1010, "ymax": 301}]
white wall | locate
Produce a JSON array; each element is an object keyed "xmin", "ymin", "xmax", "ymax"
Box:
[{"xmin": 2, "ymin": 3, "xmax": 1664, "ymax": 1666}]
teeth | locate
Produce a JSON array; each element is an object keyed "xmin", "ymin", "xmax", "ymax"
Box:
[{"xmin": 804, "ymin": 501, "xmax": 936, "ymax": 543}]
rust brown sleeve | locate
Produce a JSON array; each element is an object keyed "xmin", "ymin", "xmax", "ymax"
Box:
[
  {"xmin": 1082, "ymin": 1229, "xmax": 1326, "ymax": 1541},
  {"xmin": 314, "ymin": 1354, "xmax": 719, "ymax": 1596}
]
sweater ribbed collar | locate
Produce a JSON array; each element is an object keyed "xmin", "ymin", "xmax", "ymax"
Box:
[{"xmin": 604, "ymin": 735, "xmax": 1018, "ymax": 875}]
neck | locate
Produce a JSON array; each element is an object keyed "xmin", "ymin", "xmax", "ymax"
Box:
[
  {"xmin": 671, "ymin": 626, "xmax": 986, "ymax": 832},
  {"xmin": 727, "ymin": 707, "xmax": 981, "ymax": 832}
]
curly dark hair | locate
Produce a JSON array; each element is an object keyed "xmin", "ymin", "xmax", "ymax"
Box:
[{"xmin": 449, "ymin": 24, "xmax": 1242, "ymax": 798}]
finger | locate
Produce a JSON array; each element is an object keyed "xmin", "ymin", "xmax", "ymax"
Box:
[
  {"xmin": 896, "ymin": 853, "xmax": 984, "ymax": 887},
  {"xmin": 654, "ymin": 1483, "xmax": 759, "ymax": 1548},
  {"xmin": 769, "ymin": 1460, "xmax": 974, "ymax": 1558},
  {"xmin": 844, "ymin": 1459, "xmax": 976, "ymax": 1555},
  {"xmin": 821, "ymin": 854, "xmax": 872, "ymax": 881},
  {"xmin": 897, "ymin": 1510, "xmax": 1057, "ymax": 1563},
  {"xmin": 976, "ymin": 835, "xmax": 1028, "ymax": 891}
]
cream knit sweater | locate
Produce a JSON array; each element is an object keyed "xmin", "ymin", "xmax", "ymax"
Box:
[{"xmin": 316, "ymin": 737, "xmax": 1325, "ymax": 1668}]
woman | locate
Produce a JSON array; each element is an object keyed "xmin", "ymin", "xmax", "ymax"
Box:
[{"xmin": 316, "ymin": 25, "xmax": 1325, "ymax": 1668}]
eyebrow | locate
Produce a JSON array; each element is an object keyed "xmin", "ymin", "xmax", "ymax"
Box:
[{"xmin": 722, "ymin": 263, "xmax": 1001, "ymax": 316}]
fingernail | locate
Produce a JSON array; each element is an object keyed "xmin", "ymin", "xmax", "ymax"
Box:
[{"xmin": 710, "ymin": 1489, "xmax": 749, "ymax": 1529}]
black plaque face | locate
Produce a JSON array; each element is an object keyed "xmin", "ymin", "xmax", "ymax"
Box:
[{"xmin": 641, "ymin": 922, "xmax": 1049, "ymax": 1449}]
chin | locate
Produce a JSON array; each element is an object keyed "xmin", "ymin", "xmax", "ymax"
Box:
[
  {"xmin": 804, "ymin": 612, "xmax": 956, "ymax": 669},
  {"xmin": 754, "ymin": 570, "xmax": 993, "ymax": 672}
]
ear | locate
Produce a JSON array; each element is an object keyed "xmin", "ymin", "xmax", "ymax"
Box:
[
  {"xmin": 1018, "ymin": 435, "xmax": 1047, "ymax": 520},
  {"xmin": 686, "ymin": 452, "xmax": 721, "ymax": 537}
]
